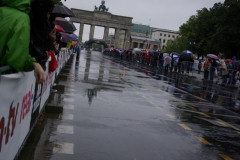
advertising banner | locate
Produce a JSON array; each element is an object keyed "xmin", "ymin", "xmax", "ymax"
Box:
[
  {"xmin": 0, "ymin": 72, "xmax": 35, "ymax": 160},
  {"xmin": 0, "ymin": 50, "xmax": 71, "ymax": 160}
]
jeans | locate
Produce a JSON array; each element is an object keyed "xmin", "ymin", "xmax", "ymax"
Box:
[
  {"xmin": 221, "ymin": 75, "xmax": 227, "ymax": 85},
  {"xmin": 210, "ymin": 68, "xmax": 215, "ymax": 81},
  {"xmin": 204, "ymin": 70, "xmax": 209, "ymax": 80}
]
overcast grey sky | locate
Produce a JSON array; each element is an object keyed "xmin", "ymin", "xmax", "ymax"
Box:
[{"xmin": 63, "ymin": 0, "xmax": 225, "ymax": 41}]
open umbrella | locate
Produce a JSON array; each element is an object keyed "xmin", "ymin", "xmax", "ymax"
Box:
[
  {"xmin": 60, "ymin": 21, "xmax": 76, "ymax": 34},
  {"xmin": 70, "ymin": 33, "xmax": 78, "ymax": 41},
  {"xmin": 171, "ymin": 52, "xmax": 180, "ymax": 56},
  {"xmin": 182, "ymin": 50, "xmax": 193, "ymax": 54},
  {"xmin": 54, "ymin": 17, "xmax": 68, "ymax": 25},
  {"xmin": 207, "ymin": 54, "xmax": 219, "ymax": 60},
  {"xmin": 60, "ymin": 32, "xmax": 72, "ymax": 42},
  {"xmin": 52, "ymin": 4, "xmax": 76, "ymax": 17},
  {"xmin": 179, "ymin": 53, "xmax": 192, "ymax": 61},
  {"xmin": 173, "ymin": 55, "xmax": 179, "ymax": 61},
  {"xmin": 71, "ymin": 41, "xmax": 77, "ymax": 45},
  {"xmin": 54, "ymin": 25, "xmax": 64, "ymax": 32}
]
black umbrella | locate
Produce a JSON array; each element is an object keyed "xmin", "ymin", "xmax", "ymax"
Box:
[
  {"xmin": 52, "ymin": 4, "xmax": 76, "ymax": 17},
  {"xmin": 60, "ymin": 21, "xmax": 76, "ymax": 34},
  {"xmin": 179, "ymin": 53, "xmax": 192, "ymax": 62}
]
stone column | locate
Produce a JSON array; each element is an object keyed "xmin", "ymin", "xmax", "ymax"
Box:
[
  {"xmin": 114, "ymin": 28, "xmax": 120, "ymax": 48},
  {"xmin": 89, "ymin": 25, "xmax": 95, "ymax": 40},
  {"xmin": 103, "ymin": 26, "xmax": 109, "ymax": 42},
  {"xmin": 78, "ymin": 22, "xmax": 84, "ymax": 42},
  {"xmin": 124, "ymin": 29, "xmax": 131, "ymax": 49}
]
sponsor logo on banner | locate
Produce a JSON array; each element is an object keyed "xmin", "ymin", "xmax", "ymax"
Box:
[
  {"xmin": 30, "ymin": 83, "xmax": 42, "ymax": 128},
  {"xmin": 0, "ymin": 50, "xmax": 68, "ymax": 160},
  {"xmin": 0, "ymin": 84, "xmax": 33, "ymax": 152}
]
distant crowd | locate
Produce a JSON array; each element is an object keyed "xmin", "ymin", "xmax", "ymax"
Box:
[{"xmin": 103, "ymin": 48, "xmax": 240, "ymax": 88}]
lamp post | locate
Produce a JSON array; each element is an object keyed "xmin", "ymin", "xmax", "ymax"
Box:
[
  {"xmin": 159, "ymin": 39, "xmax": 162, "ymax": 51},
  {"xmin": 190, "ymin": 40, "xmax": 195, "ymax": 54}
]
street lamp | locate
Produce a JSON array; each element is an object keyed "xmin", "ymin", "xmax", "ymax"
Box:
[{"xmin": 159, "ymin": 39, "xmax": 161, "ymax": 51}]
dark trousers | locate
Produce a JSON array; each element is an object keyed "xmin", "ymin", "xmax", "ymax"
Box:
[
  {"xmin": 210, "ymin": 68, "xmax": 215, "ymax": 81},
  {"xmin": 221, "ymin": 75, "xmax": 227, "ymax": 85},
  {"xmin": 204, "ymin": 70, "xmax": 209, "ymax": 80}
]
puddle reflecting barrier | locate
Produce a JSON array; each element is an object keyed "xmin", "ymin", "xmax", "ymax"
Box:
[{"xmin": 0, "ymin": 49, "xmax": 72, "ymax": 160}]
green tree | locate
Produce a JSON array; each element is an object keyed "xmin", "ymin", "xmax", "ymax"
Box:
[
  {"xmin": 210, "ymin": 0, "xmax": 240, "ymax": 59},
  {"xmin": 161, "ymin": 0, "xmax": 240, "ymax": 59},
  {"xmin": 52, "ymin": 0, "xmax": 63, "ymax": 5}
]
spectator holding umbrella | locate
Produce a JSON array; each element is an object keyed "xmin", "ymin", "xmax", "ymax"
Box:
[
  {"xmin": 203, "ymin": 58, "xmax": 211, "ymax": 80},
  {"xmin": 209, "ymin": 59, "xmax": 218, "ymax": 81}
]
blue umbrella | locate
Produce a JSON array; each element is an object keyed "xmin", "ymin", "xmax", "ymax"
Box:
[
  {"xmin": 70, "ymin": 33, "xmax": 78, "ymax": 41},
  {"xmin": 182, "ymin": 50, "xmax": 193, "ymax": 54},
  {"xmin": 173, "ymin": 55, "xmax": 179, "ymax": 61},
  {"xmin": 171, "ymin": 52, "xmax": 180, "ymax": 56},
  {"xmin": 173, "ymin": 57, "xmax": 179, "ymax": 61}
]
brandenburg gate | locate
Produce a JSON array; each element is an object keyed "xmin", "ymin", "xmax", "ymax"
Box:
[{"xmin": 70, "ymin": 0, "xmax": 133, "ymax": 49}]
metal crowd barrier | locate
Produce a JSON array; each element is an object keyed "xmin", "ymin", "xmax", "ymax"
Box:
[
  {"xmin": 0, "ymin": 49, "xmax": 72, "ymax": 160},
  {"xmin": 103, "ymin": 52, "xmax": 240, "ymax": 88}
]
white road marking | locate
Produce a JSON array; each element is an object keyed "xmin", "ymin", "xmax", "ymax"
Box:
[
  {"xmin": 66, "ymin": 88, "xmax": 75, "ymax": 92},
  {"xmin": 63, "ymin": 104, "xmax": 75, "ymax": 110},
  {"xmin": 57, "ymin": 125, "xmax": 74, "ymax": 134},
  {"xmin": 62, "ymin": 114, "xmax": 74, "ymax": 120},
  {"xmin": 63, "ymin": 98, "xmax": 74, "ymax": 102},
  {"xmin": 53, "ymin": 142, "xmax": 74, "ymax": 154},
  {"xmin": 64, "ymin": 93, "xmax": 74, "ymax": 96}
]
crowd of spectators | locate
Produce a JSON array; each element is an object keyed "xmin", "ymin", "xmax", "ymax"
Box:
[
  {"xmin": 0, "ymin": 0, "xmax": 61, "ymax": 83},
  {"xmin": 104, "ymin": 48, "xmax": 240, "ymax": 88}
]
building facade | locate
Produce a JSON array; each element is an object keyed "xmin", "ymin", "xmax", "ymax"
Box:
[
  {"xmin": 151, "ymin": 29, "xmax": 179, "ymax": 49},
  {"xmin": 130, "ymin": 24, "xmax": 160, "ymax": 50}
]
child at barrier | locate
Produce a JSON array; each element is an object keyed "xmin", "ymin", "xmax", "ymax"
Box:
[{"xmin": 0, "ymin": 0, "xmax": 45, "ymax": 83}]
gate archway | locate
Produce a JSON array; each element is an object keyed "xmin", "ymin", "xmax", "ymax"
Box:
[{"xmin": 85, "ymin": 40, "xmax": 108, "ymax": 48}]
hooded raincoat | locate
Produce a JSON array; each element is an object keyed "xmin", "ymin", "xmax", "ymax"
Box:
[{"xmin": 0, "ymin": 0, "xmax": 36, "ymax": 71}]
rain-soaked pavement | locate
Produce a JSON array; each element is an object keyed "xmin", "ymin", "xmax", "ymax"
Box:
[{"xmin": 17, "ymin": 50, "xmax": 240, "ymax": 160}]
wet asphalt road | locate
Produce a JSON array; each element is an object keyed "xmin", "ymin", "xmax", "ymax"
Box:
[{"xmin": 18, "ymin": 50, "xmax": 240, "ymax": 160}]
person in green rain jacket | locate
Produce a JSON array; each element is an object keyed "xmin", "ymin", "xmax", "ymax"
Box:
[{"xmin": 0, "ymin": 0, "xmax": 45, "ymax": 83}]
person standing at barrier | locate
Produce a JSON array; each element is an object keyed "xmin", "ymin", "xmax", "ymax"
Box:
[
  {"xmin": 0, "ymin": 0, "xmax": 45, "ymax": 83},
  {"xmin": 29, "ymin": 0, "xmax": 54, "ymax": 70},
  {"xmin": 203, "ymin": 58, "xmax": 211, "ymax": 80},
  {"xmin": 210, "ymin": 59, "xmax": 217, "ymax": 81},
  {"xmin": 163, "ymin": 55, "xmax": 172, "ymax": 72},
  {"xmin": 198, "ymin": 61, "xmax": 202, "ymax": 74},
  {"xmin": 228, "ymin": 56, "xmax": 237, "ymax": 85},
  {"xmin": 76, "ymin": 43, "xmax": 81, "ymax": 59},
  {"xmin": 220, "ymin": 60, "xmax": 228, "ymax": 86}
]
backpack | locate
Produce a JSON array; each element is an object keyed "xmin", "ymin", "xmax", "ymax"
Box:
[{"xmin": 165, "ymin": 56, "xmax": 171, "ymax": 64}]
